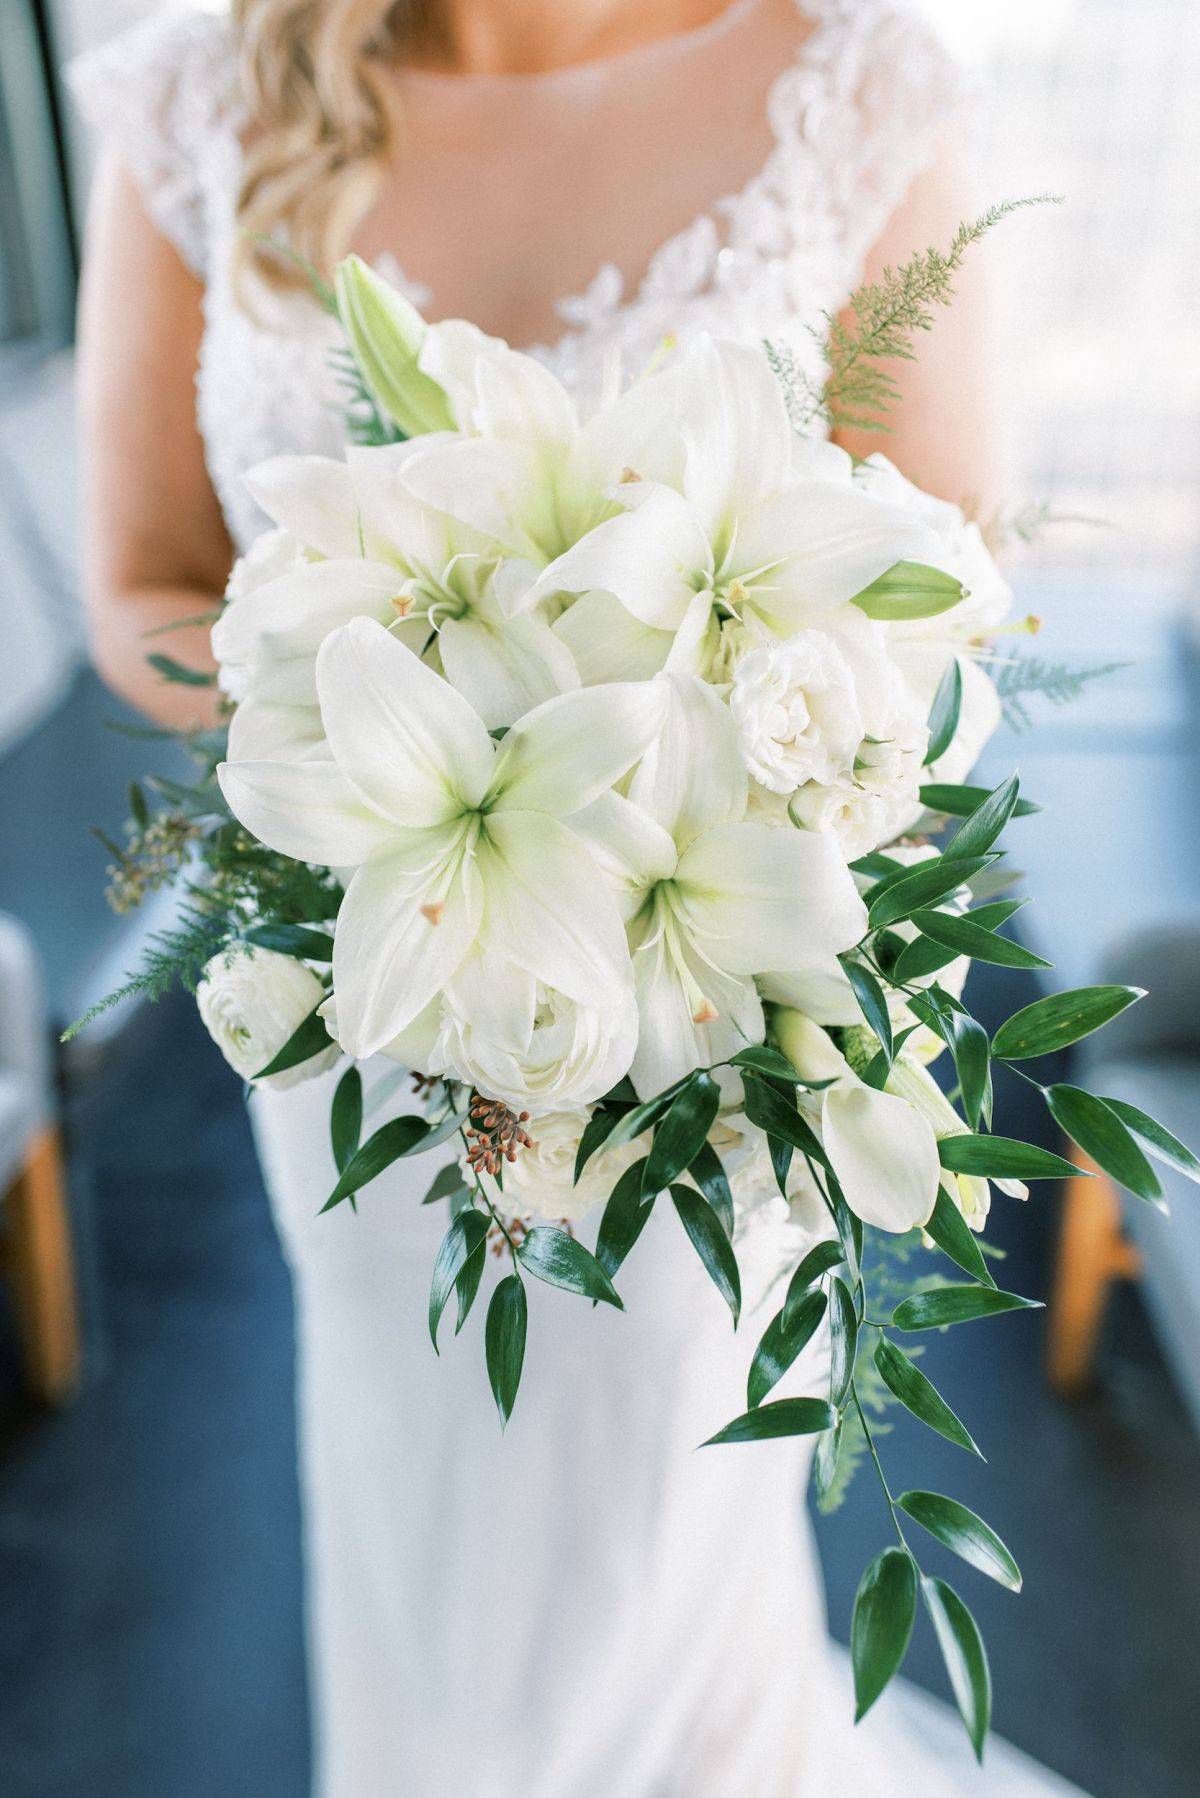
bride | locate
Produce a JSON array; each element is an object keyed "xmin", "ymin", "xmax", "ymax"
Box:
[{"xmin": 70, "ymin": 3, "xmax": 1083, "ymax": 1793}]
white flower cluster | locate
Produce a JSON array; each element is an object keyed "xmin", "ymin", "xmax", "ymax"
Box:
[{"xmin": 203, "ymin": 260, "xmax": 1014, "ymax": 1236}]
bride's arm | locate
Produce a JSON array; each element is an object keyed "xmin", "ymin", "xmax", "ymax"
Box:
[
  {"xmin": 76, "ymin": 154, "xmax": 234, "ymax": 731},
  {"xmin": 832, "ymin": 129, "xmax": 1004, "ymax": 521}
]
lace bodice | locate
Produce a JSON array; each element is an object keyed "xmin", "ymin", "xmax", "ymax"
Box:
[{"xmin": 69, "ymin": 0, "xmax": 964, "ymax": 555}]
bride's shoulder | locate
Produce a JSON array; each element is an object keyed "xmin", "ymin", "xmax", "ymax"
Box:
[
  {"xmin": 780, "ymin": 0, "xmax": 966, "ymax": 116},
  {"xmin": 67, "ymin": 5, "xmax": 242, "ymax": 276}
]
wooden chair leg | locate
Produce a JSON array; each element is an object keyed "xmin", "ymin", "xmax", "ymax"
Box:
[
  {"xmin": 1046, "ymin": 1152, "xmax": 1140, "ymax": 1396},
  {"xmin": 4, "ymin": 1126, "xmax": 80, "ymax": 1404}
]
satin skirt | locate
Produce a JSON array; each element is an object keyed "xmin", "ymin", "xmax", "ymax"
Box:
[{"xmin": 252, "ymin": 1066, "xmax": 1085, "ymax": 1798}]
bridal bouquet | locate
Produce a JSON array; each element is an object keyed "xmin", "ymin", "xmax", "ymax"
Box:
[{"xmin": 84, "ymin": 223, "xmax": 1198, "ymax": 1757}]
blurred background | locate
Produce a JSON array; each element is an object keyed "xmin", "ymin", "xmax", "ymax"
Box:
[{"xmin": 0, "ymin": 2, "xmax": 1197, "ymax": 1794}]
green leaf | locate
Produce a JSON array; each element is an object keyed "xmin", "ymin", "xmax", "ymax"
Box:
[
  {"xmin": 900, "ymin": 1491, "xmax": 1021, "ymax": 1592},
  {"xmin": 782, "ymin": 1239, "xmax": 844, "ymax": 1329},
  {"xmin": 920, "ymin": 782, "xmax": 1041, "ymax": 820},
  {"xmin": 689, "ymin": 1141, "xmax": 735, "ymax": 1239},
  {"xmin": 741, "ymin": 1074, "xmax": 829, "ymax": 1167},
  {"xmin": 873, "ymin": 1337, "xmax": 983, "ymax": 1457},
  {"xmin": 254, "ymin": 1005, "xmax": 333, "ymax": 1081},
  {"xmin": 925, "ymin": 1186, "xmax": 996, "ymax": 1287},
  {"xmin": 603, "ymin": 1087, "xmax": 680, "ymax": 1153},
  {"xmin": 320, "ymin": 1113, "xmax": 443, "ymax": 1212},
  {"xmin": 894, "ymin": 1285, "xmax": 1042, "ymax": 1331},
  {"xmin": 892, "ymin": 901, "xmax": 1026, "ymax": 984},
  {"xmin": 644, "ymin": 1071, "xmax": 721, "ymax": 1191},
  {"xmin": 701, "ymin": 1396, "xmax": 837, "ymax": 1447},
  {"xmin": 852, "ymin": 559, "xmax": 967, "ymax": 621},
  {"xmin": 485, "ymin": 1275, "xmax": 527, "ymax": 1428},
  {"xmin": 911, "ymin": 993, "xmax": 991, "ymax": 1132},
  {"xmin": 241, "ymin": 923, "xmax": 335, "ymax": 961},
  {"xmin": 991, "ymin": 984, "xmax": 1145, "ymax": 1060},
  {"xmin": 573, "ymin": 1106, "xmax": 625, "ymax": 1181},
  {"xmin": 146, "ymin": 652, "xmax": 216, "ymax": 687},
  {"xmin": 128, "ymin": 781, "xmax": 149, "ymax": 827},
  {"xmin": 813, "ymin": 1417, "xmax": 843, "ymax": 1504},
  {"xmin": 421, "ymin": 1162, "xmax": 470, "ymax": 1207},
  {"xmin": 517, "ymin": 1226, "xmax": 624, "ymax": 1308},
  {"xmin": 671, "ymin": 1184, "xmax": 742, "ymax": 1325},
  {"xmin": 747, "ymin": 1289, "xmax": 827, "ymax": 1409},
  {"xmin": 910, "ymin": 909, "xmax": 1051, "ymax": 970},
  {"xmin": 925, "ymin": 658, "xmax": 963, "ymax": 765},
  {"xmin": 922, "ymin": 1577, "xmax": 992, "ymax": 1762},
  {"xmin": 428, "ymin": 1209, "xmax": 488, "ymax": 1350},
  {"xmin": 595, "ymin": 1158, "xmax": 656, "ymax": 1280},
  {"xmin": 1045, "ymin": 1085, "xmax": 1163, "ymax": 1206},
  {"xmin": 329, "ymin": 1065, "xmax": 363, "ymax": 1175},
  {"xmin": 851, "ymin": 1547, "xmax": 918, "ymax": 1720},
  {"xmin": 867, "ymin": 854, "xmax": 995, "ymax": 930},
  {"xmin": 938, "ymin": 1134, "xmax": 1080, "ymax": 1180},
  {"xmin": 942, "ymin": 773, "xmax": 1021, "ymax": 862},
  {"xmin": 840, "ymin": 957, "xmax": 894, "ymax": 1063},
  {"xmin": 729, "ymin": 1044, "xmax": 805, "ymax": 1083},
  {"xmin": 828, "ymin": 1276, "xmax": 858, "ymax": 1407},
  {"xmin": 454, "ymin": 1238, "xmax": 486, "ymax": 1334},
  {"xmin": 1102, "ymin": 1098, "xmax": 1200, "ymax": 1187}
]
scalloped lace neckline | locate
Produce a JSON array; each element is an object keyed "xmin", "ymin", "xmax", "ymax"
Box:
[{"xmin": 368, "ymin": 0, "xmax": 848, "ymax": 360}]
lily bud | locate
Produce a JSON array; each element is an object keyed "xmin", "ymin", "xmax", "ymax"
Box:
[
  {"xmin": 333, "ymin": 255, "xmax": 454, "ymax": 437},
  {"xmin": 771, "ymin": 1008, "xmax": 849, "ymax": 1084}
]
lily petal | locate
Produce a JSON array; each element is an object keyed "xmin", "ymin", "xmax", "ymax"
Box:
[
  {"xmin": 317, "ymin": 617, "xmax": 495, "ymax": 826},
  {"xmin": 627, "ymin": 673, "xmax": 746, "ymax": 846},
  {"xmin": 629, "ymin": 931, "xmax": 761, "ymax": 1098},
  {"xmin": 553, "ymin": 590, "xmax": 674, "ymax": 685},
  {"xmin": 243, "ymin": 455, "xmax": 366, "ymax": 560},
  {"xmin": 677, "ymin": 337, "xmax": 794, "ymax": 542},
  {"xmin": 477, "ymin": 810, "xmax": 632, "ymax": 1003},
  {"xmin": 213, "ymin": 559, "xmax": 404, "ymax": 706},
  {"xmin": 438, "ymin": 608, "xmax": 578, "ymax": 731},
  {"xmin": 676, "ymin": 823, "xmax": 867, "ymax": 976},
  {"xmin": 332, "ymin": 824, "xmax": 482, "ymax": 1057},
  {"xmin": 217, "ymin": 757, "xmax": 395, "ymax": 866},
  {"xmin": 490, "ymin": 681, "xmax": 665, "ymax": 817},
  {"xmin": 822, "ymin": 1083, "xmax": 941, "ymax": 1232},
  {"xmin": 535, "ymin": 482, "xmax": 708, "ymax": 629}
]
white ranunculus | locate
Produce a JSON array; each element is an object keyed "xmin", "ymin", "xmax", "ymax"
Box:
[
  {"xmin": 471, "ymin": 1109, "xmax": 641, "ymax": 1224},
  {"xmin": 430, "ymin": 964, "xmax": 639, "ymax": 1119},
  {"xmin": 197, "ymin": 948, "xmax": 338, "ymax": 1090},
  {"xmin": 729, "ymin": 631, "xmax": 863, "ymax": 793}
]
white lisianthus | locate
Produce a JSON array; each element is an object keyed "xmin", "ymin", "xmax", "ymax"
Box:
[
  {"xmin": 729, "ymin": 631, "xmax": 863, "ymax": 793},
  {"xmin": 470, "ymin": 1109, "xmax": 641, "ymax": 1224},
  {"xmin": 197, "ymin": 948, "xmax": 338, "ymax": 1090}
]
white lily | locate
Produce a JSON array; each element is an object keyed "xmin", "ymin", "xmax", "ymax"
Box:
[
  {"xmin": 534, "ymin": 338, "xmax": 954, "ymax": 680},
  {"xmin": 394, "ymin": 343, "xmax": 686, "ymax": 570},
  {"xmin": 574, "ymin": 675, "xmax": 867, "ymax": 1096},
  {"xmin": 218, "ymin": 617, "xmax": 664, "ymax": 1060},
  {"xmin": 221, "ymin": 446, "xmax": 579, "ymax": 746}
]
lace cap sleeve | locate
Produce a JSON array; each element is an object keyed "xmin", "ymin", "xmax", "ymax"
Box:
[
  {"xmin": 773, "ymin": 0, "xmax": 971, "ymax": 281},
  {"xmin": 66, "ymin": 7, "xmax": 241, "ymax": 278}
]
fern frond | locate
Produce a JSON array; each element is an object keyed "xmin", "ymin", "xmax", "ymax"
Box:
[
  {"xmin": 328, "ymin": 346, "xmax": 404, "ymax": 448},
  {"xmin": 995, "ymin": 655, "xmax": 1127, "ymax": 731},
  {"xmin": 815, "ymin": 195, "xmax": 1060, "ymax": 431},
  {"xmin": 61, "ymin": 902, "xmax": 233, "ymax": 1041}
]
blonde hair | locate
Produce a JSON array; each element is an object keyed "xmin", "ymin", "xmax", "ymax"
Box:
[{"xmin": 232, "ymin": 1, "xmax": 431, "ymax": 295}]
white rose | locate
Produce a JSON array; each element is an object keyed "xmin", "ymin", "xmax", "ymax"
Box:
[
  {"xmin": 471, "ymin": 1108, "xmax": 640, "ymax": 1223},
  {"xmin": 197, "ymin": 947, "xmax": 338, "ymax": 1091},
  {"xmin": 432, "ymin": 981, "xmax": 638, "ymax": 1119},
  {"xmin": 730, "ymin": 631, "xmax": 863, "ymax": 793}
]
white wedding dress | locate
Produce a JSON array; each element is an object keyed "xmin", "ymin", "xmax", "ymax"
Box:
[{"xmin": 73, "ymin": 5, "xmax": 1087, "ymax": 1794}]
